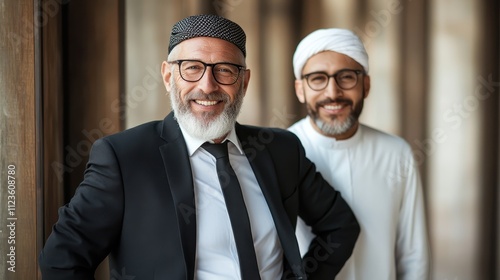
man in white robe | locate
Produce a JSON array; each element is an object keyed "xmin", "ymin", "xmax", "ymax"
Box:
[{"xmin": 289, "ymin": 28, "xmax": 430, "ymax": 280}]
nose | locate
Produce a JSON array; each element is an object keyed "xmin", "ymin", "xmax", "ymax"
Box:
[
  {"xmin": 197, "ymin": 67, "xmax": 220, "ymax": 94},
  {"xmin": 323, "ymin": 76, "xmax": 343, "ymax": 99}
]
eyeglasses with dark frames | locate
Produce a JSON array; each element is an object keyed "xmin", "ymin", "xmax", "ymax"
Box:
[
  {"xmin": 168, "ymin": 60, "xmax": 246, "ymax": 85},
  {"xmin": 302, "ymin": 69, "xmax": 364, "ymax": 91}
]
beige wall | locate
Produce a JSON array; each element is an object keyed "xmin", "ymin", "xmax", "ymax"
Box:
[{"xmin": 428, "ymin": 1, "xmax": 481, "ymax": 278}]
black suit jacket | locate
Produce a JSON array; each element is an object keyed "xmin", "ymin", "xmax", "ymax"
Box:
[{"xmin": 39, "ymin": 112, "xmax": 359, "ymax": 279}]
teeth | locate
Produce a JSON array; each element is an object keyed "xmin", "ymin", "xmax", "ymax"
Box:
[
  {"xmin": 195, "ymin": 100, "xmax": 218, "ymax": 106},
  {"xmin": 323, "ymin": 104, "xmax": 343, "ymax": 110}
]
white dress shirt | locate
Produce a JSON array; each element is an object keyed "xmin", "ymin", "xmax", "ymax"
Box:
[
  {"xmin": 180, "ymin": 125, "xmax": 284, "ymax": 280},
  {"xmin": 289, "ymin": 117, "xmax": 430, "ymax": 280}
]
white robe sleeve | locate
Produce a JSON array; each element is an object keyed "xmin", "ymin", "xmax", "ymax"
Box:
[{"xmin": 395, "ymin": 152, "xmax": 431, "ymax": 280}]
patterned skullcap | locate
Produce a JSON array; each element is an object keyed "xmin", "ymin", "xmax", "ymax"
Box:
[
  {"xmin": 168, "ymin": 14, "xmax": 246, "ymax": 57},
  {"xmin": 293, "ymin": 28, "xmax": 369, "ymax": 79}
]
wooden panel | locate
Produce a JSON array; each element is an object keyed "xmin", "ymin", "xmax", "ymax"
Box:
[
  {"xmin": 259, "ymin": 0, "xmax": 302, "ymax": 127},
  {"xmin": 477, "ymin": 0, "xmax": 500, "ymax": 278},
  {"xmin": 65, "ymin": 0, "xmax": 124, "ymax": 197},
  {"xmin": 0, "ymin": 0, "xmax": 39, "ymax": 279},
  {"xmin": 63, "ymin": 1, "xmax": 124, "ymax": 279},
  {"xmin": 42, "ymin": 0, "xmax": 65, "ymax": 242},
  {"xmin": 399, "ymin": 0, "xmax": 429, "ymax": 183}
]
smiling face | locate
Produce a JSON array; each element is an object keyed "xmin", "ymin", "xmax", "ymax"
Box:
[
  {"xmin": 161, "ymin": 37, "xmax": 250, "ymax": 142},
  {"xmin": 295, "ymin": 51, "xmax": 370, "ymax": 140}
]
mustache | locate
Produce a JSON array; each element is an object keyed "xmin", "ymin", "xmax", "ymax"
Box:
[
  {"xmin": 316, "ymin": 97, "xmax": 353, "ymax": 107},
  {"xmin": 185, "ymin": 91, "xmax": 229, "ymax": 102}
]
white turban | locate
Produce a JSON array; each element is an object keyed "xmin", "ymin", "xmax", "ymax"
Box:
[{"xmin": 293, "ymin": 28, "xmax": 369, "ymax": 80}]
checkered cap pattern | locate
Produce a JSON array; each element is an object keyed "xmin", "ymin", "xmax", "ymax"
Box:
[{"xmin": 168, "ymin": 14, "xmax": 246, "ymax": 57}]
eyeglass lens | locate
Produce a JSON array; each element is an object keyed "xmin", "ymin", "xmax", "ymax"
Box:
[
  {"xmin": 179, "ymin": 60, "xmax": 241, "ymax": 85},
  {"xmin": 306, "ymin": 70, "xmax": 360, "ymax": 90}
]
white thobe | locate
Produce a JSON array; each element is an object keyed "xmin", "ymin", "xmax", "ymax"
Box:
[{"xmin": 289, "ymin": 117, "xmax": 430, "ymax": 280}]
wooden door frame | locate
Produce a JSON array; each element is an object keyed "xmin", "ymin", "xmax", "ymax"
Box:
[{"xmin": 0, "ymin": 0, "xmax": 41, "ymax": 279}]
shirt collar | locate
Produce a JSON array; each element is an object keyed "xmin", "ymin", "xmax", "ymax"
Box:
[{"xmin": 179, "ymin": 124, "xmax": 245, "ymax": 156}]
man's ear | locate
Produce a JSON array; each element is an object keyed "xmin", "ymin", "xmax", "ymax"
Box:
[
  {"xmin": 363, "ymin": 75, "xmax": 371, "ymax": 98},
  {"xmin": 161, "ymin": 61, "xmax": 172, "ymax": 92},
  {"xmin": 295, "ymin": 79, "xmax": 306, "ymax": 103}
]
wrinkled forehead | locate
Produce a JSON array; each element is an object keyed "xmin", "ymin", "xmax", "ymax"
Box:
[{"xmin": 169, "ymin": 37, "xmax": 246, "ymax": 65}]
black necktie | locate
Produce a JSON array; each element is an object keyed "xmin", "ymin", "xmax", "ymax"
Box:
[{"xmin": 202, "ymin": 142, "xmax": 261, "ymax": 280}]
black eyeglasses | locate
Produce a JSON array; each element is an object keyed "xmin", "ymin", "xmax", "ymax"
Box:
[
  {"xmin": 168, "ymin": 60, "xmax": 246, "ymax": 85},
  {"xmin": 302, "ymin": 69, "xmax": 364, "ymax": 91}
]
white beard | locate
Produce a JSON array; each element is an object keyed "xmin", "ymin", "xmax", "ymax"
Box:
[{"xmin": 169, "ymin": 78, "xmax": 244, "ymax": 141}]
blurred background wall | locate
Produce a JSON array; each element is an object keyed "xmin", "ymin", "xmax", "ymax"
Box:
[
  {"xmin": 1, "ymin": 0, "xmax": 497, "ymax": 279},
  {"xmin": 123, "ymin": 0, "xmax": 500, "ymax": 279}
]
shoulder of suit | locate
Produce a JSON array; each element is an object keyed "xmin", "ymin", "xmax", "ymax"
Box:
[
  {"xmin": 237, "ymin": 124, "xmax": 302, "ymax": 151},
  {"xmin": 238, "ymin": 124, "xmax": 300, "ymax": 140},
  {"xmin": 100, "ymin": 120, "xmax": 163, "ymax": 145}
]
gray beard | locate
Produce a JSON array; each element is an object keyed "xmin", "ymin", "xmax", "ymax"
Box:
[
  {"xmin": 169, "ymin": 78, "xmax": 244, "ymax": 141},
  {"xmin": 314, "ymin": 114, "xmax": 356, "ymax": 136},
  {"xmin": 306, "ymin": 89, "xmax": 365, "ymax": 137}
]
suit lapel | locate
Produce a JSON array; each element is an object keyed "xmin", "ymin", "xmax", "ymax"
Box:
[
  {"xmin": 156, "ymin": 118, "xmax": 305, "ymax": 279},
  {"xmin": 159, "ymin": 112, "xmax": 196, "ymax": 280},
  {"xmin": 236, "ymin": 124, "xmax": 305, "ymax": 278}
]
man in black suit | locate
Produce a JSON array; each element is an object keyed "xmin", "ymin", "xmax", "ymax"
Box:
[{"xmin": 39, "ymin": 14, "xmax": 359, "ymax": 280}]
